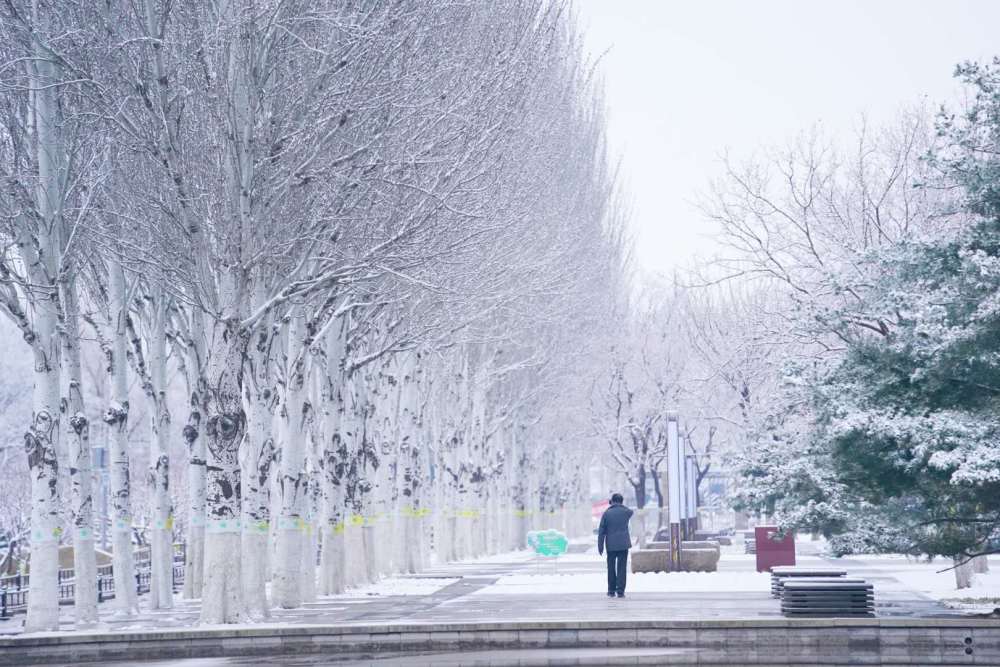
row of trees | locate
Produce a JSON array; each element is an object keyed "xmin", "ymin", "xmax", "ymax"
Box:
[
  {"xmin": 588, "ymin": 277, "xmax": 758, "ymax": 536},
  {"xmin": 705, "ymin": 61, "xmax": 1000, "ymax": 585},
  {"xmin": 0, "ymin": 1, "xmax": 625, "ymax": 630}
]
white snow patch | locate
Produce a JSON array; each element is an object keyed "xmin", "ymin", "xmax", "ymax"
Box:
[
  {"xmin": 326, "ymin": 577, "xmax": 459, "ymax": 598},
  {"xmin": 534, "ymin": 553, "xmax": 598, "ymax": 564},
  {"xmin": 455, "ymin": 549, "xmax": 536, "ymax": 564}
]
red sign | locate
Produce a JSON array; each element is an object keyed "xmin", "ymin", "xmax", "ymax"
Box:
[
  {"xmin": 755, "ymin": 525, "xmax": 795, "ymax": 572},
  {"xmin": 592, "ymin": 500, "xmax": 610, "ymax": 518}
]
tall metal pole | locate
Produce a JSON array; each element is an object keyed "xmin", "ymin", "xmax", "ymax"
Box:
[
  {"xmin": 666, "ymin": 414, "xmax": 681, "ymax": 571},
  {"xmin": 93, "ymin": 422, "xmax": 109, "ymax": 552},
  {"xmin": 678, "ymin": 434, "xmax": 688, "ymax": 541},
  {"xmin": 685, "ymin": 454, "xmax": 698, "ymax": 536}
]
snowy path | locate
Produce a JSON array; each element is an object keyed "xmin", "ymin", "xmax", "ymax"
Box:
[{"xmin": 1, "ymin": 540, "xmax": 978, "ymax": 637}]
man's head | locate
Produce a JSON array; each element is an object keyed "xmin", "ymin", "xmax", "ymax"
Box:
[{"xmin": 610, "ymin": 493, "xmax": 624, "ymax": 505}]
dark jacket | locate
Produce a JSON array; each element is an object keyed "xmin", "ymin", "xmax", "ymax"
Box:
[{"xmin": 597, "ymin": 503, "xmax": 634, "ymax": 553}]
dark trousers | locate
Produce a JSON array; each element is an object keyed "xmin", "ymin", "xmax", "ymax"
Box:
[{"xmin": 606, "ymin": 550, "xmax": 628, "ymax": 594}]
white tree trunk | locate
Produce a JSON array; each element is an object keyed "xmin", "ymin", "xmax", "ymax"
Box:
[
  {"xmin": 105, "ymin": 263, "xmax": 139, "ymax": 617},
  {"xmin": 24, "ymin": 336, "xmax": 62, "ymax": 632},
  {"xmin": 22, "ymin": 15, "xmax": 67, "ymax": 632},
  {"xmin": 300, "ymin": 376, "xmax": 320, "ymax": 602},
  {"xmin": 342, "ymin": 370, "xmax": 372, "ymax": 586},
  {"xmin": 146, "ymin": 294, "xmax": 174, "ymax": 610},
  {"xmin": 182, "ymin": 308, "xmax": 207, "ymax": 600},
  {"xmin": 973, "ymin": 555, "xmax": 990, "ymax": 574},
  {"xmin": 275, "ymin": 309, "xmax": 312, "ymax": 608},
  {"xmin": 954, "ymin": 556, "xmax": 975, "ymax": 590},
  {"xmin": 397, "ymin": 353, "xmax": 423, "ymax": 574},
  {"xmin": 62, "ymin": 282, "xmax": 98, "ymax": 626},
  {"xmin": 240, "ymin": 313, "xmax": 277, "ymax": 619},
  {"xmin": 240, "ymin": 390, "xmax": 276, "ymax": 618},
  {"xmin": 199, "ymin": 298, "xmax": 247, "ymax": 624},
  {"xmin": 183, "ymin": 410, "xmax": 206, "ymax": 599},
  {"xmin": 319, "ymin": 317, "xmax": 347, "ymax": 595},
  {"xmin": 300, "ymin": 469, "xmax": 319, "ymax": 603},
  {"xmin": 369, "ymin": 367, "xmax": 394, "ymax": 578}
]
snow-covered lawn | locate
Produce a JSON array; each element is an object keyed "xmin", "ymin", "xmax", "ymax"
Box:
[
  {"xmin": 473, "ymin": 570, "xmax": 771, "ymax": 595},
  {"xmin": 891, "ymin": 564, "xmax": 1000, "ymax": 614},
  {"xmin": 839, "ymin": 554, "xmax": 1000, "ymax": 614}
]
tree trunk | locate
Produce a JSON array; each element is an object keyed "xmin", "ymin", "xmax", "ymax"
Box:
[
  {"xmin": 62, "ymin": 280, "xmax": 98, "ymax": 626},
  {"xmin": 954, "ymin": 556, "xmax": 975, "ymax": 590},
  {"xmin": 199, "ymin": 312, "xmax": 248, "ymax": 624},
  {"xmin": 22, "ymin": 13, "xmax": 67, "ymax": 632},
  {"xmin": 342, "ymin": 370, "xmax": 372, "ymax": 586},
  {"xmin": 319, "ymin": 319, "xmax": 347, "ymax": 595},
  {"xmin": 24, "ymin": 328, "xmax": 62, "ymax": 632},
  {"xmin": 299, "ymin": 371, "xmax": 321, "ymax": 601},
  {"xmin": 275, "ymin": 309, "xmax": 312, "ymax": 608},
  {"xmin": 105, "ymin": 263, "xmax": 139, "ymax": 617},
  {"xmin": 182, "ymin": 397, "xmax": 205, "ymax": 599},
  {"xmin": 146, "ymin": 294, "xmax": 173, "ymax": 610},
  {"xmin": 651, "ymin": 466, "xmax": 665, "ymax": 530},
  {"xmin": 632, "ymin": 465, "xmax": 648, "ymax": 548},
  {"xmin": 973, "ymin": 555, "xmax": 990, "ymax": 574},
  {"xmin": 300, "ymin": 465, "xmax": 319, "ymax": 603},
  {"xmin": 240, "ymin": 314, "xmax": 277, "ymax": 619},
  {"xmin": 182, "ymin": 309, "xmax": 207, "ymax": 600},
  {"xmin": 240, "ymin": 388, "xmax": 276, "ymax": 618},
  {"xmin": 398, "ymin": 353, "xmax": 422, "ymax": 574},
  {"xmin": 368, "ymin": 366, "xmax": 394, "ymax": 577}
]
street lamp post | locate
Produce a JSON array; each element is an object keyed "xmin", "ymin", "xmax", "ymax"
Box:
[{"xmin": 666, "ymin": 414, "xmax": 681, "ymax": 571}]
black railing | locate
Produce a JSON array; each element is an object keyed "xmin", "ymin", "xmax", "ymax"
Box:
[
  {"xmin": 97, "ymin": 563, "xmax": 115, "ymax": 603},
  {"xmin": 1, "ymin": 545, "xmax": 187, "ymax": 620},
  {"xmin": 0, "ymin": 588, "xmax": 27, "ymax": 618}
]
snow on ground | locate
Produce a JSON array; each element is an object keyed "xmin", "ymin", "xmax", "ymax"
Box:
[
  {"xmin": 456, "ymin": 549, "xmax": 538, "ymax": 564},
  {"xmin": 473, "ymin": 570, "xmax": 771, "ymax": 595},
  {"xmin": 325, "ymin": 577, "xmax": 460, "ymax": 598},
  {"xmin": 535, "ymin": 552, "xmax": 601, "ymax": 564},
  {"xmin": 842, "ymin": 554, "xmax": 1000, "ymax": 614},
  {"xmin": 427, "ymin": 548, "xmax": 538, "ymax": 567},
  {"xmin": 840, "ymin": 553, "xmax": 932, "ymax": 561},
  {"xmin": 891, "ymin": 564, "xmax": 1000, "ymax": 614}
]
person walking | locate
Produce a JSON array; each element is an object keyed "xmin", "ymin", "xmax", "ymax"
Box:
[{"xmin": 597, "ymin": 493, "xmax": 633, "ymax": 598}]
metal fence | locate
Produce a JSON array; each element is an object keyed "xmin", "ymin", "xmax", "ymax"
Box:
[{"xmin": 0, "ymin": 545, "xmax": 186, "ymax": 620}]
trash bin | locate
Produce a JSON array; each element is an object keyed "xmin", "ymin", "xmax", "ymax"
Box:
[{"xmin": 755, "ymin": 525, "xmax": 795, "ymax": 572}]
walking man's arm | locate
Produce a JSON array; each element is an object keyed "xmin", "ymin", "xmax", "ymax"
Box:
[{"xmin": 597, "ymin": 513, "xmax": 607, "ymax": 556}]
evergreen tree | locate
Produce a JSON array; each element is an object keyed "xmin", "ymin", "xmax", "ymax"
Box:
[{"xmin": 736, "ymin": 60, "xmax": 1000, "ymax": 560}]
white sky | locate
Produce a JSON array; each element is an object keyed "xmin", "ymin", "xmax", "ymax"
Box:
[{"xmin": 576, "ymin": 0, "xmax": 1000, "ymax": 277}]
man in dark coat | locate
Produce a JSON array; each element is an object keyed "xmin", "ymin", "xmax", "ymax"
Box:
[{"xmin": 597, "ymin": 493, "xmax": 633, "ymax": 598}]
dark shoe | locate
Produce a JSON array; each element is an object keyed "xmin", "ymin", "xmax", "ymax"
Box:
[
  {"xmin": 607, "ymin": 592, "xmax": 615, "ymax": 597},
  {"xmin": 616, "ymin": 593, "xmax": 625, "ymax": 598}
]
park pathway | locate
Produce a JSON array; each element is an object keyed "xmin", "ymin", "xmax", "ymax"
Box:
[{"xmin": 0, "ymin": 538, "xmax": 961, "ymax": 639}]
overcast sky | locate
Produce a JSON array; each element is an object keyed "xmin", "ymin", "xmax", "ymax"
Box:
[{"xmin": 576, "ymin": 0, "xmax": 1000, "ymax": 277}]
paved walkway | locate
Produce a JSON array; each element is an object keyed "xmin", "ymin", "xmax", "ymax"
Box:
[{"xmin": 0, "ymin": 539, "xmax": 963, "ymax": 638}]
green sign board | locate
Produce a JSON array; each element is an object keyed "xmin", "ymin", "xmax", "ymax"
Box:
[{"xmin": 527, "ymin": 529, "xmax": 568, "ymax": 557}]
